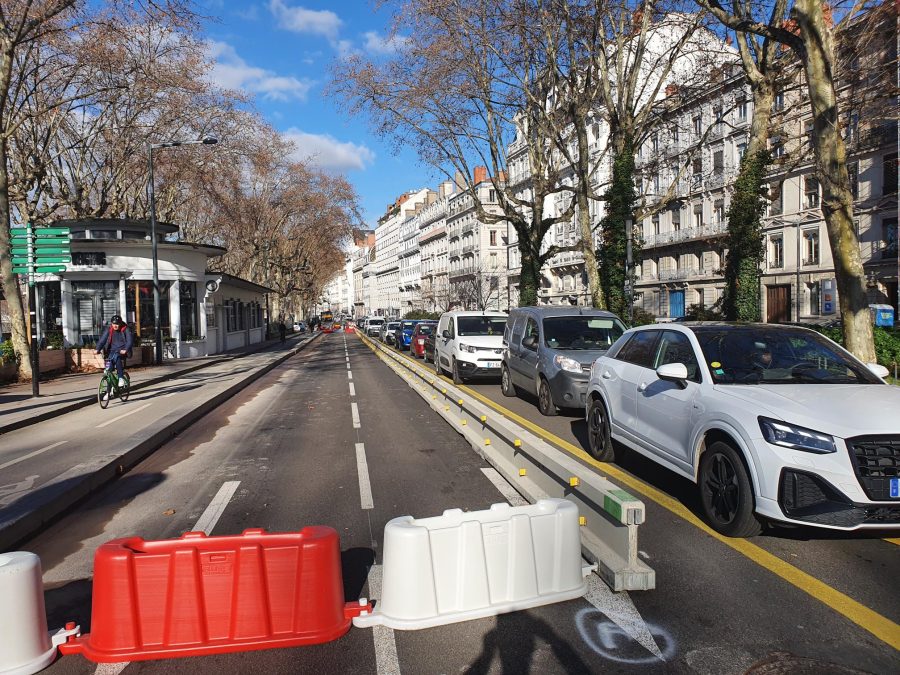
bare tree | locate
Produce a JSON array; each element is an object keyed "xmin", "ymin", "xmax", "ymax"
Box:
[{"xmin": 696, "ymin": 0, "xmax": 880, "ymax": 360}]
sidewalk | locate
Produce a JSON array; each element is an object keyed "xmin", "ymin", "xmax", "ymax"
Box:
[
  {"xmin": 0, "ymin": 331, "xmax": 323, "ymax": 550},
  {"xmin": 0, "ymin": 333, "xmax": 315, "ymax": 435}
]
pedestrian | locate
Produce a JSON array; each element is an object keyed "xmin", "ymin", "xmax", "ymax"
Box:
[
  {"xmin": 95, "ymin": 315, "xmax": 133, "ymax": 388},
  {"xmin": 278, "ymin": 320, "xmax": 286, "ymax": 343}
]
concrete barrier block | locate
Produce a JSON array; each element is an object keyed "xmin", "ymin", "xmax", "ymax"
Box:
[{"xmin": 354, "ymin": 499, "xmax": 585, "ymax": 630}]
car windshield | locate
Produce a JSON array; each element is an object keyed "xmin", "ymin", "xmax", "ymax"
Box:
[
  {"xmin": 457, "ymin": 316, "xmax": 507, "ymax": 336},
  {"xmin": 370, "ymin": 319, "xmax": 385, "ymax": 326},
  {"xmin": 542, "ymin": 316, "xmax": 626, "ymax": 350},
  {"xmin": 402, "ymin": 321, "xmax": 417, "ymax": 330},
  {"xmin": 692, "ymin": 327, "xmax": 882, "ymax": 385},
  {"xmin": 416, "ymin": 324, "xmax": 435, "ymax": 335}
]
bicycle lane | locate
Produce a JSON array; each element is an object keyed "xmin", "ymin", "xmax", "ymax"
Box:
[{"xmin": 0, "ymin": 335, "xmax": 319, "ymax": 551}]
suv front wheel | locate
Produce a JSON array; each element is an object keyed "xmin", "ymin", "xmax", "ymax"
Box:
[
  {"xmin": 698, "ymin": 441, "xmax": 762, "ymax": 537},
  {"xmin": 537, "ymin": 377, "xmax": 557, "ymax": 416},
  {"xmin": 500, "ymin": 364, "xmax": 517, "ymax": 397},
  {"xmin": 587, "ymin": 397, "xmax": 614, "ymax": 461}
]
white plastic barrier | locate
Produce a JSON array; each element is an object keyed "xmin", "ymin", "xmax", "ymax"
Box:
[
  {"xmin": 0, "ymin": 552, "xmax": 55, "ymax": 675},
  {"xmin": 354, "ymin": 499, "xmax": 586, "ymax": 630}
]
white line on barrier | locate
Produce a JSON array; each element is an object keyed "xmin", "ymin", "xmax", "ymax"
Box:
[
  {"xmin": 355, "ymin": 443, "xmax": 374, "ymax": 510},
  {"xmin": 96, "ymin": 403, "xmax": 152, "ymax": 429},
  {"xmin": 480, "ymin": 467, "xmax": 528, "ymax": 507},
  {"xmin": 192, "ymin": 481, "xmax": 241, "ymax": 534},
  {"xmin": 349, "ymin": 382, "xmax": 356, "ymax": 397},
  {"xmin": 351, "ymin": 402, "xmax": 361, "ymax": 428},
  {"xmin": 583, "ymin": 573, "xmax": 662, "ymax": 660},
  {"xmin": 0, "ymin": 440, "xmax": 66, "ymax": 471},
  {"xmin": 367, "ymin": 564, "xmax": 401, "ymax": 675}
]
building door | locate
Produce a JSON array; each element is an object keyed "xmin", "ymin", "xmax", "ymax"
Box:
[
  {"xmin": 668, "ymin": 290, "xmax": 685, "ymax": 319},
  {"xmin": 767, "ymin": 285, "xmax": 791, "ymax": 323},
  {"xmin": 72, "ymin": 281, "xmax": 119, "ymax": 346}
]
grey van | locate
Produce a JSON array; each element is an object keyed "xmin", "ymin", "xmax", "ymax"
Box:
[{"xmin": 501, "ymin": 307, "xmax": 626, "ymax": 415}]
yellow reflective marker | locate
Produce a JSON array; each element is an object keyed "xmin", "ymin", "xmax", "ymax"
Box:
[
  {"xmin": 579, "ymin": 516, "xmax": 586, "ymax": 526},
  {"xmin": 461, "ymin": 419, "xmax": 467, "ymax": 426},
  {"xmin": 514, "ymin": 439, "xmax": 522, "ymax": 448},
  {"xmin": 480, "ymin": 415, "xmax": 487, "ymax": 423},
  {"xmin": 518, "ymin": 468, "xmax": 527, "ymax": 477},
  {"xmin": 569, "ymin": 477, "xmax": 580, "ymax": 487},
  {"xmin": 484, "ymin": 438, "xmax": 491, "ymax": 446},
  {"xmin": 458, "ymin": 398, "xmax": 464, "ymax": 405}
]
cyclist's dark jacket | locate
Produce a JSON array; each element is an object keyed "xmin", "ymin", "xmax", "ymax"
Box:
[{"xmin": 96, "ymin": 323, "xmax": 134, "ymax": 358}]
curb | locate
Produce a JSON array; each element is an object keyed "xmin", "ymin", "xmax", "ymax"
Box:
[
  {"xmin": 0, "ymin": 336, "xmax": 310, "ymax": 436},
  {"xmin": 0, "ymin": 333, "xmax": 322, "ymax": 551}
]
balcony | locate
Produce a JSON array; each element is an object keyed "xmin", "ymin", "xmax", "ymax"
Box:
[
  {"xmin": 462, "ymin": 244, "xmax": 475, "ymax": 254},
  {"xmin": 643, "ymin": 221, "xmax": 728, "ymax": 248},
  {"xmin": 646, "ymin": 268, "xmax": 719, "ymax": 282},
  {"xmin": 549, "ymin": 251, "xmax": 585, "ymax": 268},
  {"xmin": 850, "ymin": 124, "xmax": 898, "ymax": 151},
  {"xmin": 461, "ymin": 222, "xmax": 475, "ymax": 234}
]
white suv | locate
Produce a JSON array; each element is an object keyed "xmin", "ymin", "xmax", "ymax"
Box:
[
  {"xmin": 585, "ymin": 323, "xmax": 899, "ymax": 536},
  {"xmin": 434, "ymin": 311, "xmax": 507, "ymax": 384}
]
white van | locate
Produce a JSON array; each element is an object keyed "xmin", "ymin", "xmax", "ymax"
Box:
[{"xmin": 433, "ymin": 311, "xmax": 507, "ymax": 384}]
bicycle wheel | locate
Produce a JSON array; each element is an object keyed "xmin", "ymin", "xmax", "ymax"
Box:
[
  {"xmin": 98, "ymin": 376, "xmax": 111, "ymax": 409},
  {"xmin": 119, "ymin": 373, "xmax": 131, "ymax": 402}
]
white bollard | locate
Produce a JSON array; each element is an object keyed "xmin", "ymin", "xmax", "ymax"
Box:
[{"xmin": 0, "ymin": 552, "xmax": 56, "ymax": 675}]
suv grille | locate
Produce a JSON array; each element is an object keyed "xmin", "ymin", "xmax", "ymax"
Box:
[{"xmin": 846, "ymin": 435, "xmax": 900, "ymax": 501}]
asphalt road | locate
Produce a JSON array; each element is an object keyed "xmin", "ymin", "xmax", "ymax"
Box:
[{"xmin": 15, "ymin": 331, "xmax": 900, "ymax": 674}]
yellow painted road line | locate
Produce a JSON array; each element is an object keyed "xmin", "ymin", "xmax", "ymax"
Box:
[
  {"xmin": 362, "ymin": 336, "xmax": 900, "ymax": 650},
  {"xmin": 884, "ymin": 538, "xmax": 900, "ymax": 546}
]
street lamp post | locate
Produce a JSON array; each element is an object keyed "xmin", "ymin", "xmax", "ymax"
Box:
[{"xmin": 147, "ymin": 137, "xmax": 217, "ymax": 364}]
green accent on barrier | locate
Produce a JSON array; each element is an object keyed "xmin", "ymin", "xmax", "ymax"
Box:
[
  {"xmin": 609, "ymin": 488, "xmax": 636, "ymax": 503},
  {"xmin": 603, "ymin": 495, "xmax": 623, "ymax": 522}
]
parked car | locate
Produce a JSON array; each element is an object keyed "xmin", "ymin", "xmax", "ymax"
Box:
[
  {"xmin": 395, "ymin": 319, "xmax": 421, "ymax": 351},
  {"xmin": 434, "ymin": 311, "xmax": 507, "ymax": 384},
  {"xmin": 423, "ymin": 330, "xmax": 437, "ymax": 364},
  {"xmin": 501, "ymin": 307, "xmax": 626, "ymax": 416},
  {"xmin": 585, "ymin": 322, "xmax": 899, "ymax": 536},
  {"xmin": 293, "ymin": 321, "xmax": 308, "ymax": 333},
  {"xmin": 366, "ymin": 318, "xmax": 386, "ymax": 338},
  {"xmin": 411, "ymin": 321, "xmax": 438, "ymax": 358},
  {"xmin": 383, "ymin": 321, "xmax": 401, "ymax": 345}
]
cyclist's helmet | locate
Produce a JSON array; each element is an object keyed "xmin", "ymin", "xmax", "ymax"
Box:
[{"xmin": 110, "ymin": 315, "xmax": 124, "ymax": 325}]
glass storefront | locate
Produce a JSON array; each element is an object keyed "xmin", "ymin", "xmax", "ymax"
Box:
[
  {"xmin": 71, "ymin": 281, "xmax": 119, "ymax": 346},
  {"xmin": 126, "ymin": 281, "xmax": 170, "ymax": 339},
  {"xmin": 179, "ymin": 282, "xmax": 198, "ymax": 340}
]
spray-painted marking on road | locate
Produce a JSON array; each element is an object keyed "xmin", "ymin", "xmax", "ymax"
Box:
[
  {"xmin": 355, "ymin": 443, "xmax": 374, "ymax": 510},
  {"xmin": 94, "ymin": 663, "xmax": 128, "ymax": 675},
  {"xmin": 480, "ymin": 467, "xmax": 528, "ymax": 507},
  {"xmin": 351, "ymin": 402, "xmax": 361, "ymax": 428},
  {"xmin": 192, "ymin": 481, "xmax": 241, "ymax": 534},
  {"xmin": 0, "ymin": 440, "xmax": 66, "ymax": 472},
  {"xmin": 367, "ymin": 564, "xmax": 401, "ymax": 675},
  {"xmin": 349, "ymin": 382, "xmax": 356, "ymax": 397},
  {"xmin": 95, "ymin": 403, "xmax": 152, "ymax": 429},
  {"xmin": 0, "ymin": 474, "xmax": 39, "ymax": 507},
  {"xmin": 366, "ymin": 335, "xmax": 900, "ymax": 651}
]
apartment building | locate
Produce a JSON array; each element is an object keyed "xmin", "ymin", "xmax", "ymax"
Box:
[
  {"xmin": 447, "ymin": 167, "xmax": 509, "ymax": 311},
  {"xmin": 351, "ymin": 231, "xmax": 375, "ymax": 318},
  {"xmin": 418, "ymin": 181, "xmax": 456, "ymax": 312},
  {"xmin": 373, "ymin": 188, "xmax": 429, "ymax": 316}
]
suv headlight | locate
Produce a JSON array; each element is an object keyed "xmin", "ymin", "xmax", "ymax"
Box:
[
  {"xmin": 554, "ymin": 355, "xmax": 582, "ymax": 373},
  {"xmin": 459, "ymin": 343, "xmax": 477, "ymax": 353},
  {"xmin": 759, "ymin": 417, "xmax": 836, "ymax": 454}
]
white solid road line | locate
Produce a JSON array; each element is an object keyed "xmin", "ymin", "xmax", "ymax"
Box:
[
  {"xmin": 368, "ymin": 564, "xmax": 401, "ymax": 675},
  {"xmin": 351, "ymin": 402, "xmax": 361, "ymax": 428},
  {"xmin": 348, "ymin": 370, "xmax": 353, "ymax": 380},
  {"xmin": 191, "ymin": 480, "xmax": 241, "ymax": 534},
  {"xmin": 0, "ymin": 440, "xmax": 66, "ymax": 472},
  {"xmin": 349, "ymin": 382, "xmax": 356, "ymax": 397},
  {"xmin": 480, "ymin": 468, "xmax": 528, "ymax": 506},
  {"xmin": 355, "ymin": 443, "xmax": 374, "ymax": 510},
  {"xmin": 93, "ymin": 480, "xmax": 242, "ymax": 674},
  {"xmin": 95, "ymin": 403, "xmax": 153, "ymax": 429}
]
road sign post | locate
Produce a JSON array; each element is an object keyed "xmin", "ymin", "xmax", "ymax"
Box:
[{"xmin": 10, "ymin": 224, "xmax": 72, "ymax": 397}]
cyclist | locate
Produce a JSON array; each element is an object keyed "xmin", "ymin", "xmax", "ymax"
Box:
[{"xmin": 95, "ymin": 315, "xmax": 133, "ymax": 389}]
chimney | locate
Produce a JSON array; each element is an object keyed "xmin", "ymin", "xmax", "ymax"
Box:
[
  {"xmin": 454, "ymin": 170, "xmax": 466, "ymax": 192},
  {"xmin": 440, "ymin": 180, "xmax": 456, "ymax": 198},
  {"xmin": 474, "ymin": 166, "xmax": 487, "ymax": 184},
  {"xmin": 497, "ymin": 170, "xmax": 507, "ymax": 183},
  {"xmin": 665, "ymin": 83, "xmax": 679, "ymax": 97}
]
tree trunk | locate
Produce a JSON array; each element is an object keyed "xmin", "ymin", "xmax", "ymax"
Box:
[
  {"xmin": 0, "ymin": 127, "xmax": 32, "ymax": 379},
  {"xmin": 518, "ymin": 243, "xmax": 540, "ymax": 307},
  {"xmin": 574, "ymin": 121, "xmax": 604, "ymax": 308},
  {"xmin": 598, "ymin": 132, "xmax": 636, "ymax": 318},
  {"xmin": 795, "ymin": 0, "xmax": 875, "ymax": 362}
]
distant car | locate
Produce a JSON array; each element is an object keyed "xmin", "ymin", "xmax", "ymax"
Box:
[
  {"xmin": 411, "ymin": 321, "xmax": 437, "ymax": 358},
  {"xmin": 585, "ymin": 322, "xmax": 899, "ymax": 536},
  {"xmin": 345, "ymin": 321, "xmax": 356, "ymax": 333},
  {"xmin": 395, "ymin": 319, "xmax": 421, "ymax": 351},
  {"xmin": 501, "ymin": 307, "xmax": 626, "ymax": 416},
  {"xmin": 293, "ymin": 321, "xmax": 308, "ymax": 333},
  {"xmin": 366, "ymin": 318, "xmax": 385, "ymax": 338},
  {"xmin": 383, "ymin": 321, "xmax": 400, "ymax": 345}
]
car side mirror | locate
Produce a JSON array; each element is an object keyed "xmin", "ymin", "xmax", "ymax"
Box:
[
  {"xmin": 657, "ymin": 362, "xmax": 689, "ymax": 387},
  {"xmin": 522, "ymin": 335, "xmax": 537, "ymax": 350},
  {"xmin": 442, "ymin": 329, "xmax": 451, "ymax": 339},
  {"xmin": 866, "ymin": 362, "xmax": 890, "ymax": 379}
]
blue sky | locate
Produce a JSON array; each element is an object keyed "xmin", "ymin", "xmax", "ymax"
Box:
[{"xmin": 200, "ymin": 0, "xmax": 436, "ymax": 227}]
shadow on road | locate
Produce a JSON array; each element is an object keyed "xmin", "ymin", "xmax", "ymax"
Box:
[{"xmin": 341, "ymin": 547, "xmax": 375, "ymax": 604}]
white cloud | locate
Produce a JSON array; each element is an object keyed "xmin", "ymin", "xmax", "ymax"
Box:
[
  {"xmin": 283, "ymin": 128, "xmax": 375, "ymax": 172},
  {"xmin": 206, "ymin": 40, "xmax": 313, "ymax": 101},
  {"xmin": 269, "ymin": 0, "xmax": 342, "ymax": 41},
  {"xmin": 362, "ymin": 31, "xmax": 409, "ymax": 55}
]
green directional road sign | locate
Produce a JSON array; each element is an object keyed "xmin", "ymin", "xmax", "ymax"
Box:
[
  {"xmin": 19, "ymin": 246, "xmax": 69, "ymax": 256},
  {"xmin": 33, "ymin": 227, "xmax": 70, "ymax": 236},
  {"xmin": 12, "ymin": 265, "xmax": 66, "ymax": 274},
  {"xmin": 11, "ymin": 247, "xmax": 30, "ymax": 256},
  {"xmin": 9, "ymin": 227, "xmax": 29, "ymax": 235},
  {"xmin": 33, "ymin": 237, "xmax": 70, "ymax": 246}
]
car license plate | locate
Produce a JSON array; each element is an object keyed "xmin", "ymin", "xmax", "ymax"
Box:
[
  {"xmin": 891, "ymin": 478, "xmax": 899, "ymax": 498},
  {"xmin": 484, "ymin": 361, "xmax": 500, "ymax": 369}
]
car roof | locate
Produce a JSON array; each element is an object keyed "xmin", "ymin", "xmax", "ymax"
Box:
[
  {"xmin": 629, "ymin": 322, "xmax": 818, "ymax": 334},
  {"xmin": 445, "ymin": 310, "xmax": 507, "ymax": 317},
  {"xmin": 508, "ymin": 306, "xmax": 622, "ymax": 319}
]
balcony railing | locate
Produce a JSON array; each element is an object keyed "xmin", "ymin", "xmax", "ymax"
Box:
[
  {"xmin": 643, "ymin": 220, "xmax": 728, "ymax": 248},
  {"xmin": 644, "ymin": 268, "xmax": 719, "ymax": 282},
  {"xmin": 462, "ymin": 244, "xmax": 475, "ymax": 254},
  {"xmin": 549, "ymin": 251, "xmax": 584, "ymax": 267}
]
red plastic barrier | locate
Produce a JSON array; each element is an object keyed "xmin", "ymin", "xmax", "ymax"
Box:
[{"xmin": 59, "ymin": 527, "xmax": 370, "ymax": 662}]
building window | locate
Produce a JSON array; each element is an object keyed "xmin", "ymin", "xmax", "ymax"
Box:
[
  {"xmin": 693, "ymin": 204, "xmax": 703, "ymax": 229},
  {"xmin": 736, "ymin": 142, "xmax": 747, "ymax": 161},
  {"xmin": 714, "ymin": 200, "xmax": 725, "ymax": 224},
  {"xmin": 179, "ymin": 282, "xmax": 198, "ymax": 340},
  {"xmin": 672, "ymin": 127, "xmax": 679, "ymax": 144},
  {"xmin": 713, "ymin": 106, "xmax": 723, "ymax": 133},
  {"xmin": 845, "ymin": 110, "xmax": 859, "ymax": 144},
  {"xmin": 671, "ymin": 205, "xmax": 681, "ymax": 229},
  {"xmin": 770, "ymin": 135, "xmax": 784, "ymax": 158},
  {"xmin": 489, "ymin": 230, "xmax": 497, "ymax": 246},
  {"xmin": 884, "ymin": 152, "xmax": 898, "ymax": 196},
  {"xmin": 848, "ymin": 161, "xmax": 859, "ymax": 200},
  {"xmin": 713, "ymin": 150, "xmax": 724, "ymax": 175},
  {"xmin": 774, "ymin": 91, "xmax": 784, "ymax": 111},
  {"xmin": 884, "ymin": 218, "xmax": 898, "ymax": 256},
  {"xmin": 652, "ymin": 214, "xmax": 660, "ymax": 236},
  {"xmin": 737, "ymin": 97, "xmax": 748, "ymax": 122},
  {"xmin": 693, "ymin": 115, "xmax": 702, "ymax": 136},
  {"xmin": 770, "ymin": 236, "xmax": 784, "ymax": 268},
  {"xmin": 768, "ymin": 185, "xmax": 783, "ymax": 215},
  {"xmin": 803, "ymin": 230, "xmax": 820, "ymax": 265},
  {"xmin": 804, "ymin": 175, "xmax": 820, "ymax": 209},
  {"xmin": 71, "ymin": 252, "xmax": 107, "ymax": 266},
  {"xmin": 804, "ymin": 119, "xmax": 814, "ymax": 150}
]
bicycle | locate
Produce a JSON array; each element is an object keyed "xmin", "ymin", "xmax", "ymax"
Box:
[{"xmin": 97, "ymin": 355, "xmax": 131, "ymax": 409}]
